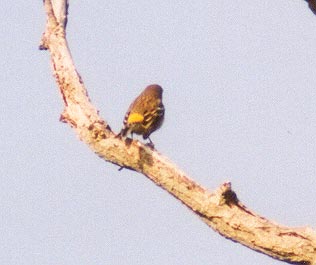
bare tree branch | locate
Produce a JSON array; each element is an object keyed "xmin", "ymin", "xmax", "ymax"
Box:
[{"xmin": 39, "ymin": 1, "xmax": 316, "ymax": 264}]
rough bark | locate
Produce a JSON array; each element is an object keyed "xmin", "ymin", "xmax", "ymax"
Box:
[{"xmin": 39, "ymin": 1, "xmax": 316, "ymax": 264}]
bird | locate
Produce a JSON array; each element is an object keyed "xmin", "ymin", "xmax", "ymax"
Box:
[
  {"xmin": 305, "ymin": 0, "xmax": 316, "ymax": 15},
  {"xmin": 118, "ymin": 84, "xmax": 165, "ymax": 145}
]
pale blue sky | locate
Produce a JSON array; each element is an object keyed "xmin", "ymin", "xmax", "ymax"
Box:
[{"xmin": 1, "ymin": 1, "xmax": 316, "ymax": 264}]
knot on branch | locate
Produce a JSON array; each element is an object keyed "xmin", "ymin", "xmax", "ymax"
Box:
[
  {"xmin": 212, "ymin": 182, "xmax": 239, "ymax": 206},
  {"xmin": 222, "ymin": 185, "xmax": 239, "ymax": 206}
]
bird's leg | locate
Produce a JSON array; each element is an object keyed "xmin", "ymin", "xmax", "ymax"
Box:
[{"xmin": 146, "ymin": 137, "xmax": 155, "ymax": 149}]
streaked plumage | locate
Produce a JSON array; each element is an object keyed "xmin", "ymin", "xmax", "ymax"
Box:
[{"xmin": 119, "ymin": 84, "xmax": 165, "ymax": 143}]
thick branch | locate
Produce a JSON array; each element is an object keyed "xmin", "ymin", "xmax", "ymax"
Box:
[{"xmin": 40, "ymin": 1, "xmax": 316, "ymax": 264}]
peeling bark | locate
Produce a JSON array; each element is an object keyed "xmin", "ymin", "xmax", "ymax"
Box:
[{"xmin": 39, "ymin": 1, "xmax": 316, "ymax": 264}]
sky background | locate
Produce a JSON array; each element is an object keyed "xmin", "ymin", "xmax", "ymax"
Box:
[{"xmin": 1, "ymin": 1, "xmax": 316, "ymax": 264}]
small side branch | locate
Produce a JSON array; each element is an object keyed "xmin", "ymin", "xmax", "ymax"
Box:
[{"xmin": 40, "ymin": 1, "xmax": 316, "ymax": 264}]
